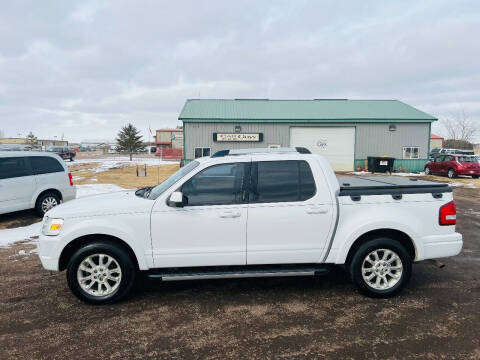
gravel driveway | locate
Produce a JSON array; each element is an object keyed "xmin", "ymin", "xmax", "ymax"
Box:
[{"xmin": 1, "ymin": 187, "xmax": 479, "ymax": 359}]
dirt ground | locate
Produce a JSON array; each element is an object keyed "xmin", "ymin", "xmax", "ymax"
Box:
[{"xmin": 1, "ymin": 167, "xmax": 479, "ymax": 359}]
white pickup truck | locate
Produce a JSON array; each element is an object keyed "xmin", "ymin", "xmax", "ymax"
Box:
[{"xmin": 38, "ymin": 148, "xmax": 462, "ymax": 304}]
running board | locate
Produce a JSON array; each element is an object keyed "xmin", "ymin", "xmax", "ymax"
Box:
[{"xmin": 146, "ymin": 265, "xmax": 331, "ymax": 281}]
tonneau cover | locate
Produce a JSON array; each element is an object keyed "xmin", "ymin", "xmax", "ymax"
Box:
[{"xmin": 337, "ymin": 176, "xmax": 451, "ymax": 196}]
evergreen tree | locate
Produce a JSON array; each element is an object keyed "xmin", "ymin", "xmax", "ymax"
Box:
[
  {"xmin": 116, "ymin": 124, "xmax": 144, "ymax": 160},
  {"xmin": 26, "ymin": 131, "xmax": 38, "ymax": 145}
]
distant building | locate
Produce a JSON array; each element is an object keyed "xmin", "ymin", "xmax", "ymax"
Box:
[
  {"xmin": 153, "ymin": 129, "xmax": 183, "ymax": 160},
  {"xmin": 80, "ymin": 139, "xmax": 116, "ymax": 149},
  {"xmin": 430, "ymin": 133, "xmax": 445, "ymax": 150},
  {"xmin": 154, "ymin": 129, "xmax": 183, "ymax": 149},
  {"xmin": 179, "ymin": 99, "xmax": 437, "ymax": 172},
  {"xmin": 0, "ymin": 137, "xmax": 68, "ymax": 147}
]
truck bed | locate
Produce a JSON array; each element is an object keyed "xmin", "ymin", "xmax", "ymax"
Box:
[{"xmin": 337, "ymin": 176, "xmax": 452, "ymax": 196}]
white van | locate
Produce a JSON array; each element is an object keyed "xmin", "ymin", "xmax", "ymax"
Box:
[{"xmin": 0, "ymin": 152, "xmax": 76, "ymax": 216}]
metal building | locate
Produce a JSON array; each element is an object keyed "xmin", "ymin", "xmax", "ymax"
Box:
[{"xmin": 179, "ymin": 99, "xmax": 436, "ymax": 172}]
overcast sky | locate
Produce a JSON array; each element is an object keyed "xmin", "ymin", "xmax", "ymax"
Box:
[{"xmin": 0, "ymin": 0, "xmax": 479, "ymax": 142}]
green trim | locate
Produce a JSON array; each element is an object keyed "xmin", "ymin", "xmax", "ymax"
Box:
[
  {"xmin": 181, "ymin": 118, "xmax": 436, "ymax": 123},
  {"xmin": 355, "ymin": 158, "xmax": 428, "ymax": 173}
]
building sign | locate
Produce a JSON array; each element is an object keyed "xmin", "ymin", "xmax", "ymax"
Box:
[{"xmin": 213, "ymin": 133, "xmax": 263, "ymax": 142}]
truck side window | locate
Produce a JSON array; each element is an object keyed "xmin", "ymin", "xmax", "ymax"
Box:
[
  {"xmin": 30, "ymin": 156, "xmax": 64, "ymax": 175},
  {"xmin": 182, "ymin": 163, "xmax": 246, "ymax": 206},
  {"xmin": 0, "ymin": 157, "xmax": 30, "ymax": 179},
  {"xmin": 251, "ymin": 160, "xmax": 316, "ymax": 203}
]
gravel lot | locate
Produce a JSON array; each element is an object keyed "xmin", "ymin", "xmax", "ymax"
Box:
[{"xmin": 1, "ymin": 187, "xmax": 479, "ymax": 359}]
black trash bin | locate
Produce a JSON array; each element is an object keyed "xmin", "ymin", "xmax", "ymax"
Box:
[{"xmin": 367, "ymin": 156, "xmax": 395, "ymax": 174}]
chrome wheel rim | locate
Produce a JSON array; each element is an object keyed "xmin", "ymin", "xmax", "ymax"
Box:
[
  {"xmin": 448, "ymin": 169, "xmax": 454, "ymax": 178},
  {"xmin": 42, "ymin": 197, "xmax": 58, "ymax": 213},
  {"xmin": 77, "ymin": 254, "xmax": 122, "ymax": 297},
  {"xmin": 425, "ymin": 167, "xmax": 430, "ymax": 175},
  {"xmin": 361, "ymin": 249, "xmax": 403, "ymax": 290}
]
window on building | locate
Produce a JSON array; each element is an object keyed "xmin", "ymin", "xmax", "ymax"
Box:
[
  {"xmin": 181, "ymin": 163, "xmax": 247, "ymax": 206},
  {"xmin": 0, "ymin": 157, "xmax": 30, "ymax": 179},
  {"xmin": 194, "ymin": 147, "xmax": 211, "ymax": 159},
  {"xmin": 30, "ymin": 156, "xmax": 64, "ymax": 174},
  {"xmin": 402, "ymin": 147, "xmax": 420, "ymax": 159},
  {"xmin": 250, "ymin": 160, "xmax": 316, "ymax": 203}
]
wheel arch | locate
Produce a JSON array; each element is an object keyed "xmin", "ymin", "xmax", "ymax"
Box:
[
  {"xmin": 58, "ymin": 234, "xmax": 140, "ymax": 271},
  {"xmin": 35, "ymin": 188, "xmax": 63, "ymax": 206},
  {"xmin": 345, "ymin": 228, "xmax": 416, "ymax": 267}
]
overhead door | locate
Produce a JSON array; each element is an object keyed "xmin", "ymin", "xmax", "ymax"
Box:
[{"xmin": 290, "ymin": 127, "xmax": 355, "ymax": 171}]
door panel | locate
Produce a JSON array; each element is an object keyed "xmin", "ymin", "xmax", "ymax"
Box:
[
  {"xmin": 0, "ymin": 157, "xmax": 36, "ymax": 213},
  {"xmin": 150, "ymin": 162, "xmax": 250, "ymax": 268},
  {"xmin": 246, "ymin": 160, "xmax": 335, "ymax": 264},
  {"xmin": 150, "ymin": 205, "xmax": 248, "ymax": 267}
]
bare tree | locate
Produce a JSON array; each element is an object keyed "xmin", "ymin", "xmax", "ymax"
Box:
[{"xmin": 441, "ymin": 111, "xmax": 478, "ymax": 142}]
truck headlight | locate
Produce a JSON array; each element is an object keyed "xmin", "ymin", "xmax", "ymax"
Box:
[{"xmin": 42, "ymin": 218, "xmax": 64, "ymax": 236}]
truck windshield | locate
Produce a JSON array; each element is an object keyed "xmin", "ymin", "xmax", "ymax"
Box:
[{"xmin": 148, "ymin": 161, "xmax": 199, "ymax": 200}]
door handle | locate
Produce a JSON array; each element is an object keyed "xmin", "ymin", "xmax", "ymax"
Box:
[
  {"xmin": 219, "ymin": 211, "xmax": 241, "ymax": 218},
  {"xmin": 306, "ymin": 207, "xmax": 329, "ymax": 214}
]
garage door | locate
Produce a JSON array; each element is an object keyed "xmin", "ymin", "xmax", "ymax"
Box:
[{"xmin": 290, "ymin": 127, "xmax": 355, "ymax": 171}]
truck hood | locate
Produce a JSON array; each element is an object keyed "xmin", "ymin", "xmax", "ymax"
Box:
[{"xmin": 46, "ymin": 190, "xmax": 154, "ymax": 218}]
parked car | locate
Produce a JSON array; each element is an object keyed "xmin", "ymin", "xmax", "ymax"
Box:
[
  {"xmin": 425, "ymin": 155, "xmax": 480, "ymax": 179},
  {"xmin": 38, "ymin": 147, "xmax": 462, "ymax": 304},
  {"xmin": 48, "ymin": 147, "xmax": 76, "ymax": 161},
  {"xmin": 0, "ymin": 152, "xmax": 76, "ymax": 216}
]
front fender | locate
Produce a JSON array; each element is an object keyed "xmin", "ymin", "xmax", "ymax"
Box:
[{"xmin": 59, "ymin": 216, "xmax": 151, "ymax": 270}]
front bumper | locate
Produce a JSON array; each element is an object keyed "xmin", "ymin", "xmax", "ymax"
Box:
[
  {"xmin": 420, "ymin": 232, "xmax": 463, "ymax": 260},
  {"xmin": 63, "ymin": 186, "xmax": 77, "ymax": 202},
  {"xmin": 37, "ymin": 234, "xmax": 65, "ymax": 271},
  {"xmin": 457, "ymin": 169, "xmax": 480, "ymax": 176}
]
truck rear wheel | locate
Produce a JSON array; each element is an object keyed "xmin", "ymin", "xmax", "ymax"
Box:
[
  {"xmin": 349, "ymin": 238, "xmax": 412, "ymax": 297},
  {"xmin": 66, "ymin": 242, "xmax": 136, "ymax": 304}
]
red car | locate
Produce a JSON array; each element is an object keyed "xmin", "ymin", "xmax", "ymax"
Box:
[{"xmin": 425, "ymin": 154, "xmax": 480, "ymax": 179}]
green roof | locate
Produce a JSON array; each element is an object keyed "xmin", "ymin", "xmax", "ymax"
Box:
[{"xmin": 179, "ymin": 99, "xmax": 436, "ymax": 123}]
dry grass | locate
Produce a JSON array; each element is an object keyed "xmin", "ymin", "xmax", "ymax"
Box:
[{"xmin": 70, "ymin": 163, "xmax": 179, "ymax": 189}]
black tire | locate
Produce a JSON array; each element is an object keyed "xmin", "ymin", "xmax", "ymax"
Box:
[
  {"xmin": 424, "ymin": 166, "xmax": 431, "ymax": 175},
  {"xmin": 35, "ymin": 192, "xmax": 61, "ymax": 217},
  {"xmin": 472, "ymin": 175, "xmax": 479, "ymax": 179},
  {"xmin": 70, "ymin": 156, "xmax": 74, "ymax": 162},
  {"xmin": 349, "ymin": 238, "xmax": 412, "ymax": 298},
  {"xmin": 447, "ymin": 168, "xmax": 456, "ymax": 179},
  {"xmin": 66, "ymin": 241, "xmax": 137, "ymax": 304}
]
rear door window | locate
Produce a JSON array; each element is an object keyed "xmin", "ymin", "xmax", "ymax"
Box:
[
  {"xmin": 250, "ymin": 160, "xmax": 316, "ymax": 203},
  {"xmin": 0, "ymin": 157, "xmax": 30, "ymax": 179},
  {"xmin": 30, "ymin": 156, "xmax": 64, "ymax": 175}
]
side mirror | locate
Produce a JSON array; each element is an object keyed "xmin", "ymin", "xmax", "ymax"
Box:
[{"xmin": 169, "ymin": 191, "xmax": 185, "ymax": 207}]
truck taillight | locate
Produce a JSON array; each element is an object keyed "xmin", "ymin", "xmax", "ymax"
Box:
[
  {"xmin": 68, "ymin": 172, "xmax": 74, "ymax": 186},
  {"xmin": 439, "ymin": 201, "xmax": 456, "ymax": 226}
]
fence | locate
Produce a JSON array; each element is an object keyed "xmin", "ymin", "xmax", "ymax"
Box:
[{"xmin": 156, "ymin": 148, "xmax": 183, "ymax": 161}]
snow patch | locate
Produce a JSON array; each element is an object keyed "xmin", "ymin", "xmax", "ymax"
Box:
[
  {"xmin": 392, "ymin": 172, "xmax": 425, "ymax": 177},
  {"xmin": 0, "ymin": 222, "xmax": 42, "ymax": 248},
  {"xmin": 348, "ymin": 171, "xmax": 425, "ymax": 177},
  {"xmin": 68, "ymin": 157, "xmax": 177, "ymax": 173},
  {"xmin": 75, "ymin": 183, "xmax": 127, "ymax": 197}
]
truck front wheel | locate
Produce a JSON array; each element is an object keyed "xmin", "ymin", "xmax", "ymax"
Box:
[
  {"xmin": 66, "ymin": 242, "xmax": 136, "ymax": 304},
  {"xmin": 349, "ymin": 238, "xmax": 412, "ymax": 297}
]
